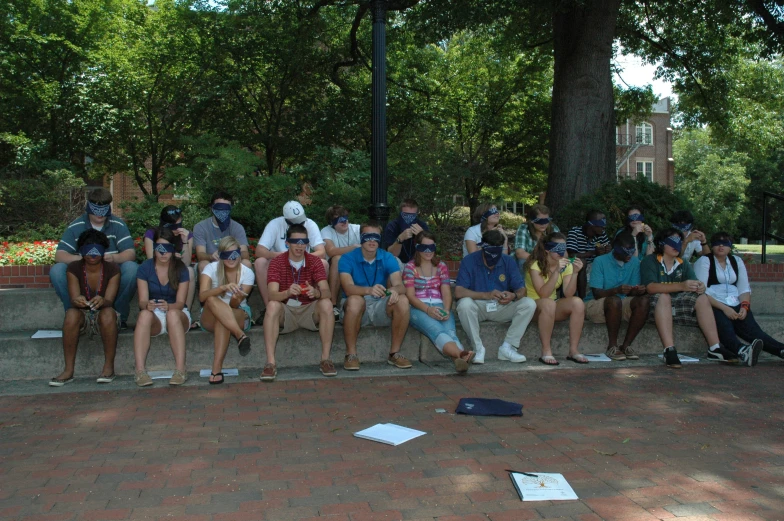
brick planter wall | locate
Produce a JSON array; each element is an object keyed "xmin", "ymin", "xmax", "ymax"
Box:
[{"xmin": 1, "ymin": 261, "xmax": 783, "ymax": 289}]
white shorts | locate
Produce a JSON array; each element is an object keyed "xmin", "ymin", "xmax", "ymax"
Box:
[{"xmin": 152, "ymin": 307, "xmax": 192, "ymax": 337}]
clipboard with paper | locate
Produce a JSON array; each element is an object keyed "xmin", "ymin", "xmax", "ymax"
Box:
[{"xmin": 507, "ymin": 471, "xmax": 578, "ymax": 501}]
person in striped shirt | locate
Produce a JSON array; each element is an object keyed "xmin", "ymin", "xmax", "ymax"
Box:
[{"xmin": 566, "ymin": 209, "xmax": 611, "ymax": 299}]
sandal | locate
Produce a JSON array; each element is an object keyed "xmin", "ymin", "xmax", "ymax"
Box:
[
  {"xmin": 189, "ymin": 321, "xmax": 200, "ymax": 331},
  {"xmin": 49, "ymin": 376, "xmax": 74, "ymax": 387},
  {"xmin": 236, "ymin": 335, "xmax": 251, "ymax": 357},
  {"xmin": 566, "ymin": 354, "xmax": 589, "ymax": 364},
  {"xmin": 209, "ymin": 372, "xmax": 224, "ymax": 385},
  {"xmin": 538, "ymin": 356, "xmax": 559, "ymax": 366},
  {"xmin": 96, "ymin": 373, "xmax": 116, "ymax": 384}
]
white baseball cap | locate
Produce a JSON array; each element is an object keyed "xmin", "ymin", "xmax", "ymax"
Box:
[{"xmin": 283, "ymin": 200, "xmax": 306, "ymax": 224}]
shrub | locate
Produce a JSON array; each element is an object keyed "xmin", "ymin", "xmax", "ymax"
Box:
[{"xmin": 0, "ymin": 240, "xmax": 57, "ymax": 266}]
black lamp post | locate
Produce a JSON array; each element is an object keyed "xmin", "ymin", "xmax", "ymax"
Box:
[{"xmin": 369, "ymin": 0, "xmax": 391, "ymax": 240}]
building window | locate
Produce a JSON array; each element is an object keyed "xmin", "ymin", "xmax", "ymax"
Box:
[
  {"xmin": 636, "ymin": 160, "xmax": 653, "ymax": 182},
  {"xmin": 636, "ymin": 122, "xmax": 653, "ymax": 145}
]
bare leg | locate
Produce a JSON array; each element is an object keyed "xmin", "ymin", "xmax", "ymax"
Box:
[
  {"xmin": 263, "ymin": 301, "xmax": 285, "ymax": 365},
  {"xmin": 653, "ymin": 293, "xmax": 674, "ymax": 347},
  {"xmin": 97, "ymin": 308, "xmax": 118, "ymax": 377},
  {"xmin": 535, "ymin": 298, "xmax": 557, "ymax": 357},
  {"xmin": 694, "ymin": 294, "xmax": 720, "ymax": 345},
  {"xmin": 315, "ymin": 298, "xmax": 336, "ymax": 360},
  {"xmin": 621, "ymin": 295, "xmax": 649, "ymax": 349},
  {"xmin": 253, "ymin": 258, "xmax": 271, "ymax": 305},
  {"xmin": 328, "ymin": 256, "xmax": 342, "ymax": 306},
  {"xmin": 56, "ymin": 309, "xmax": 85, "ymax": 379},
  {"xmin": 185, "ymin": 266, "xmax": 197, "ymax": 316},
  {"xmin": 167, "ymin": 309, "xmax": 188, "ymax": 371},
  {"xmin": 342, "ymin": 295, "xmax": 365, "ymax": 355},
  {"xmin": 203, "ymin": 296, "xmax": 245, "ymax": 339},
  {"xmin": 604, "ymin": 296, "xmax": 623, "ymax": 347},
  {"xmin": 133, "ymin": 310, "xmax": 161, "ymax": 372},
  {"xmin": 200, "ymin": 305, "xmax": 229, "ymax": 380},
  {"xmin": 388, "ymin": 295, "xmax": 410, "ymax": 354},
  {"xmin": 553, "ymin": 297, "xmax": 585, "ymax": 355}
]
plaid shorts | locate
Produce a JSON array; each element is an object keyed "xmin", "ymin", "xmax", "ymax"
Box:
[{"xmin": 649, "ymin": 292, "xmax": 699, "ymax": 326}]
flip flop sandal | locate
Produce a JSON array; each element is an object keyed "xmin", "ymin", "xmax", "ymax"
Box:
[
  {"xmin": 189, "ymin": 321, "xmax": 200, "ymax": 331},
  {"xmin": 538, "ymin": 356, "xmax": 560, "ymax": 366},
  {"xmin": 96, "ymin": 373, "xmax": 116, "ymax": 383},
  {"xmin": 209, "ymin": 372, "xmax": 224, "ymax": 385},
  {"xmin": 566, "ymin": 355, "xmax": 589, "ymax": 364},
  {"xmin": 49, "ymin": 377, "xmax": 74, "ymax": 387},
  {"xmin": 236, "ymin": 335, "xmax": 251, "ymax": 357}
]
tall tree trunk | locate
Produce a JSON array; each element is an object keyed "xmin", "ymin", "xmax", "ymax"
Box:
[{"xmin": 546, "ymin": 0, "xmax": 620, "ymax": 213}]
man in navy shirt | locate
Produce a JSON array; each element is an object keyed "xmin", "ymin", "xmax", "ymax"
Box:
[
  {"xmin": 455, "ymin": 229, "xmax": 536, "ymax": 364},
  {"xmin": 384, "ymin": 198, "xmax": 430, "ymax": 267},
  {"xmin": 51, "ymin": 188, "xmax": 137, "ymax": 327},
  {"xmin": 339, "ymin": 222, "xmax": 412, "ymax": 371}
]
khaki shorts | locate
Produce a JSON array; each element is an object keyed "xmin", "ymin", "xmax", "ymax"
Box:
[
  {"xmin": 585, "ymin": 297, "xmax": 633, "ymax": 324},
  {"xmin": 280, "ymin": 301, "xmax": 320, "ymax": 334},
  {"xmin": 341, "ymin": 294, "xmax": 392, "ymax": 327}
]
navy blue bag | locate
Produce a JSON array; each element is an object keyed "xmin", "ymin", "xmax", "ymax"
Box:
[{"xmin": 455, "ymin": 398, "xmax": 523, "ymax": 416}]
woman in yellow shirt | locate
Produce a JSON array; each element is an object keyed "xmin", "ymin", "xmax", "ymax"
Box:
[{"xmin": 524, "ymin": 232, "xmax": 588, "ymax": 365}]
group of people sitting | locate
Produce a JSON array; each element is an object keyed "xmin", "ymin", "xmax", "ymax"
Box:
[{"xmin": 47, "ymin": 188, "xmax": 784, "ymax": 387}]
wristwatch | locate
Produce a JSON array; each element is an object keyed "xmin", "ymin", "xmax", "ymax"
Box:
[{"xmin": 396, "ymin": 237, "xmax": 404, "ymax": 244}]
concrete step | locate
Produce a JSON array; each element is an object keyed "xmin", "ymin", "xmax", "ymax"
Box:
[
  {"xmin": 2, "ymin": 282, "xmax": 784, "ymax": 333},
  {"xmin": 3, "ymin": 315, "xmax": 782, "ymax": 381}
]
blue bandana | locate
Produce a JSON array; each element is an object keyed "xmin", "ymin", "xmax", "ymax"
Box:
[
  {"xmin": 401, "ymin": 212, "xmax": 418, "ymax": 226},
  {"xmin": 86, "ymin": 201, "xmax": 111, "ymax": 217},
  {"xmin": 613, "ymin": 244, "xmax": 636, "ymax": 258},
  {"xmin": 627, "ymin": 213, "xmax": 643, "ymax": 223},
  {"xmin": 661, "ymin": 235, "xmax": 682, "ymax": 252},
  {"xmin": 212, "ymin": 203, "xmax": 232, "ymax": 232},
  {"xmin": 482, "ymin": 245, "xmax": 504, "ymax": 267},
  {"xmin": 711, "ymin": 239, "xmax": 733, "ymax": 248},
  {"xmin": 360, "ymin": 233, "xmax": 381, "ymax": 244},
  {"xmin": 219, "ymin": 249, "xmax": 241, "ymax": 260},
  {"xmin": 154, "ymin": 243, "xmax": 176, "ymax": 255},
  {"xmin": 415, "ymin": 243, "xmax": 436, "ymax": 253},
  {"xmin": 588, "ymin": 218, "xmax": 607, "ymax": 228},
  {"xmin": 331, "ymin": 215, "xmax": 349, "ymax": 227},
  {"xmin": 79, "ymin": 243, "xmax": 105, "ymax": 258},
  {"xmin": 287, "ymin": 237, "xmax": 310, "ymax": 245},
  {"xmin": 481, "ymin": 207, "xmax": 500, "ymax": 221},
  {"xmin": 545, "ymin": 241, "xmax": 567, "ymax": 257},
  {"xmin": 672, "ymin": 222, "xmax": 692, "ymax": 233},
  {"xmin": 531, "ymin": 217, "xmax": 552, "ymax": 225},
  {"xmin": 165, "ymin": 207, "xmax": 182, "ymax": 218},
  {"xmin": 162, "ymin": 222, "xmax": 182, "ymax": 231}
]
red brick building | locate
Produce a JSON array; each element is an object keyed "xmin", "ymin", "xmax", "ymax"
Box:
[{"xmin": 616, "ymin": 97, "xmax": 675, "ymax": 187}]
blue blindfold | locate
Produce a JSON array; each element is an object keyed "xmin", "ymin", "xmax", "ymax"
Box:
[
  {"xmin": 360, "ymin": 233, "xmax": 381, "ymax": 244},
  {"xmin": 331, "ymin": 215, "xmax": 349, "ymax": 227},
  {"xmin": 661, "ymin": 235, "xmax": 682, "ymax": 252},
  {"xmin": 481, "ymin": 245, "xmax": 504, "ymax": 267},
  {"xmin": 672, "ymin": 222, "xmax": 692, "ymax": 233},
  {"xmin": 79, "ymin": 244, "xmax": 105, "ymax": 258},
  {"xmin": 162, "ymin": 222, "xmax": 182, "ymax": 231},
  {"xmin": 401, "ymin": 212, "xmax": 418, "ymax": 226},
  {"xmin": 531, "ymin": 217, "xmax": 552, "ymax": 225},
  {"xmin": 415, "ymin": 243, "xmax": 436, "ymax": 253},
  {"xmin": 614, "ymin": 244, "xmax": 636, "ymax": 258},
  {"xmin": 545, "ymin": 242, "xmax": 567, "ymax": 256},
  {"xmin": 219, "ymin": 249, "xmax": 241, "ymax": 260},
  {"xmin": 627, "ymin": 213, "xmax": 643, "ymax": 222},
  {"xmin": 86, "ymin": 201, "xmax": 111, "ymax": 217},
  {"xmin": 481, "ymin": 207, "xmax": 500, "ymax": 221},
  {"xmin": 212, "ymin": 203, "xmax": 232, "ymax": 232},
  {"xmin": 588, "ymin": 218, "xmax": 607, "ymax": 227},
  {"xmin": 287, "ymin": 237, "xmax": 310, "ymax": 245},
  {"xmin": 711, "ymin": 240, "xmax": 733, "ymax": 248},
  {"xmin": 154, "ymin": 243, "xmax": 176, "ymax": 255}
]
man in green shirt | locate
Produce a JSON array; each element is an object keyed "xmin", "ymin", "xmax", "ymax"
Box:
[{"xmin": 640, "ymin": 227, "xmax": 721, "ymax": 368}]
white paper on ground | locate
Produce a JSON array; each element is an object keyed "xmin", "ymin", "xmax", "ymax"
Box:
[
  {"xmin": 32, "ymin": 330, "xmax": 63, "ymax": 339},
  {"xmin": 658, "ymin": 354, "xmax": 699, "ymax": 362},
  {"xmin": 509, "ymin": 472, "xmax": 579, "ymax": 501},
  {"xmin": 147, "ymin": 370, "xmax": 174, "ymax": 379},
  {"xmin": 354, "ymin": 423, "xmax": 426, "ymax": 446},
  {"xmin": 199, "ymin": 368, "xmax": 239, "ymax": 377},
  {"xmin": 583, "ymin": 353, "xmax": 612, "ymax": 362}
]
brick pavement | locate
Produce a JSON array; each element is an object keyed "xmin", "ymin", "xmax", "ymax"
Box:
[{"xmin": 0, "ymin": 365, "xmax": 783, "ymax": 521}]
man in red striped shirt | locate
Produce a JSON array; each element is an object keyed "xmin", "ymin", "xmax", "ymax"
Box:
[{"xmin": 262, "ymin": 224, "xmax": 336, "ymax": 381}]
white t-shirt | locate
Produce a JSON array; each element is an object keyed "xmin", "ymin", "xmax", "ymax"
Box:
[
  {"xmin": 462, "ymin": 224, "xmax": 483, "ymax": 258},
  {"xmin": 258, "ymin": 216, "xmax": 324, "ymax": 253},
  {"xmin": 320, "ymin": 223, "xmax": 361, "ymax": 259},
  {"xmin": 201, "ymin": 262, "xmax": 255, "ymax": 306},
  {"xmin": 681, "ymin": 239, "xmax": 703, "ymax": 261}
]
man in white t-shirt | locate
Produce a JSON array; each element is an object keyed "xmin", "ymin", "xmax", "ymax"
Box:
[
  {"xmin": 254, "ymin": 201, "xmax": 327, "ymax": 307},
  {"xmin": 320, "ymin": 205, "xmax": 361, "ymax": 314}
]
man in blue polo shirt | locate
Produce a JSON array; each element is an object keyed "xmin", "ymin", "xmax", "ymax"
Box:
[
  {"xmin": 338, "ymin": 222, "xmax": 412, "ymax": 371},
  {"xmin": 51, "ymin": 188, "xmax": 137, "ymax": 328},
  {"xmin": 455, "ymin": 229, "xmax": 536, "ymax": 364},
  {"xmin": 585, "ymin": 232, "xmax": 650, "ymax": 361}
]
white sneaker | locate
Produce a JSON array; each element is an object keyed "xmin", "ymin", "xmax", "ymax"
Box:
[
  {"xmin": 498, "ymin": 344, "xmax": 527, "ymax": 363},
  {"xmin": 473, "ymin": 345, "xmax": 486, "ymax": 364}
]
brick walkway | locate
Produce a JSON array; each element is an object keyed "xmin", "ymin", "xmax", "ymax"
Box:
[{"xmin": 1, "ymin": 365, "xmax": 782, "ymax": 521}]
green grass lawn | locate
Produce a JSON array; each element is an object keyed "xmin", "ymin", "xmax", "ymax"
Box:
[{"xmin": 734, "ymin": 244, "xmax": 784, "ymax": 254}]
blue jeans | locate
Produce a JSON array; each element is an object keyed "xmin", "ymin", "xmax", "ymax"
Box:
[
  {"xmin": 713, "ymin": 305, "xmax": 784, "ymax": 356},
  {"xmin": 409, "ymin": 303, "xmax": 463, "ymax": 354},
  {"xmin": 50, "ymin": 261, "xmax": 138, "ymax": 322}
]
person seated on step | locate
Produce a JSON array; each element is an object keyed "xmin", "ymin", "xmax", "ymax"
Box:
[
  {"xmin": 613, "ymin": 205, "xmax": 654, "ymax": 258},
  {"xmin": 144, "ymin": 205, "xmax": 197, "ymax": 327},
  {"xmin": 384, "ymin": 198, "xmax": 430, "ymax": 270},
  {"xmin": 260, "ymin": 224, "xmax": 336, "ymax": 382},
  {"xmin": 320, "ymin": 205, "xmax": 361, "ymax": 318},
  {"xmin": 462, "ymin": 202, "xmax": 509, "ymax": 258},
  {"xmin": 566, "ymin": 209, "xmax": 612, "ymax": 299},
  {"xmin": 640, "ymin": 227, "xmax": 723, "ymax": 369},
  {"xmin": 199, "ymin": 236, "xmax": 254, "ymax": 384},
  {"xmin": 133, "ymin": 227, "xmax": 191, "ymax": 388},
  {"xmin": 50, "ymin": 187, "xmax": 136, "ymax": 330},
  {"xmin": 338, "ymin": 222, "xmax": 412, "ymax": 371},
  {"xmin": 193, "ymin": 191, "xmax": 252, "ymax": 276},
  {"xmin": 524, "ymin": 232, "xmax": 588, "ymax": 366},
  {"xmin": 404, "ymin": 231, "xmax": 475, "ymax": 374},
  {"xmin": 254, "ymin": 201, "xmax": 327, "ymax": 312},
  {"xmin": 49, "ymin": 230, "xmax": 120, "ymax": 387},
  {"xmin": 455, "ymin": 229, "xmax": 536, "ymax": 365},
  {"xmin": 694, "ymin": 232, "xmax": 776, "ymax": 365},
  {"xmin": 670, "ymin": 209, "xmax": 710, "ymax": 262},
  {"xmin": 514, "ymin": 203, "xmax": 560, "ymax": 270},
  {"xmin": 584, "ymin": 232, "xmax": 650, "ymax": 361}
]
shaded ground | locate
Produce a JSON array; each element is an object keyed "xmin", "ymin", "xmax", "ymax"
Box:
[{"xmin": 1, "ymin": 364, "xmax": 783, "ymax": 521}]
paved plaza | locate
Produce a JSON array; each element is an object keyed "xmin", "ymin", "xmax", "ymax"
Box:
[{"xmin": 1, "ymin": 361, "xmax": 783, "ymax": 521}]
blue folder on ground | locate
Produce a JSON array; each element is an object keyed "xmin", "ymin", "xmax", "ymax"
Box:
[{"xmin": 455, "ymin": 398, "xmax": 523, "ymax": 416}]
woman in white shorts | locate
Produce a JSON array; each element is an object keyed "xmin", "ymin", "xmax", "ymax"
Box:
[
  {"xmin": 134, "ymin": 227, "xmax": 191, "ymax": 387},
  {"xmin": 199, "ymin": 236, "xmax": 255, "ymax": 384}
]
